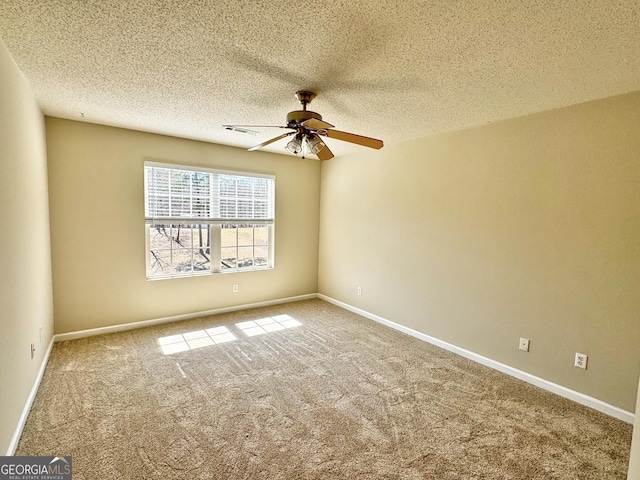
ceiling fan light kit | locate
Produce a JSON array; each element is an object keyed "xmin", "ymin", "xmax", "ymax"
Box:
[
  {"xmin": 223, "ymin": 91, "xmax": 383, "ymax": 160},
  {"xmin": 306, "ymin": 133, "xmax": 325, "ymax": 155},
  {"xmin": 285, "ymin": 134, "xmax": 303, "ymax": 155}
]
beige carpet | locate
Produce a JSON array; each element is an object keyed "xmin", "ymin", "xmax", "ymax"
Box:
[{"xmin": 17, "ymin": 299, "xmax": 632, "ymax": 479}]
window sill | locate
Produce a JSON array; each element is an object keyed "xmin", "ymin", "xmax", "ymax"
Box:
[{"xmin": 146, "ymin": 266, "xmax": 273, "ymax": 281}]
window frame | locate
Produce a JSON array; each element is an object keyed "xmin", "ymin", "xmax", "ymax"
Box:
[{"xmin": 144, "ymin": 161, "xmax": 275, "ymax": 280}]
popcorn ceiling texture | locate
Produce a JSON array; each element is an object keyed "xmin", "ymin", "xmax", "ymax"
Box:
[{"xmin": 0, "ymin": 1, "xmax": 638, "ymax": 157}]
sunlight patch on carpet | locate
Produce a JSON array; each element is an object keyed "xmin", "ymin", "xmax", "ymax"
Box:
[
  {"xmin": 236, "ymin": 314, "xmax": 302, "ymax": 337},
  {"xmin": 158, "ymin": 326, "xmax": 237, "ymax": 354},
  {"xmin": 157, "ymin": 314, "xmax": 302, "ymax": 354}
]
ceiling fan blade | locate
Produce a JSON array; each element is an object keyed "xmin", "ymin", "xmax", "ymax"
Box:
[
  {"xmin": 223, "ymin": 124, "xmax": 289, "ymax": 129},
  {"xmin": 315, "ymin": 141, "xmax": 334, "ymax": 161},
  {"xmin": 248, "ymin": 132, "xmax": 294, "ymax": 151},
  {"xmin": 321, "ymin": 129, "xmax": 383, "ymax": 149},
  {"xmin": 301, "ymin": 118, "xmax": 335, "ymax": 130}
]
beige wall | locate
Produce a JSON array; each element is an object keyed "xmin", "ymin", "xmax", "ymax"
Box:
[
  {"xmin": 46, "ymin": 118, "xmax": 320, "ymax": 334},
  {"xmin": 0, "ymin": 40, "xmax": 54, "ymax": 454},
  {"xmin": 319, "ymin": 92, "xmax": 640, "ymax": 412}
]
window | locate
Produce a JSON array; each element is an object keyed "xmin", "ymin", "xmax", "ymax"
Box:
[{"xmin": 144, "ymin": 162, "xmax": 275, "ymax": 279}]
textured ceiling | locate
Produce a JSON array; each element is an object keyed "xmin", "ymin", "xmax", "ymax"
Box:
[{"xmin": 0, "ymin": 1, "xmax": 638, "ymax": 157}]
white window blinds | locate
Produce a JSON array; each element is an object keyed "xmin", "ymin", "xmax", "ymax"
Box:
[{"xmin": 144, "ymin": 162, "xmax": 275, "ymax": 225}]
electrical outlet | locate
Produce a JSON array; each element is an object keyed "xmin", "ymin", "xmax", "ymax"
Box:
[
  {"xmin": 357, "ymin": 286, "xmax": 362, "ymax": 296},
  {"xmin": 31, "ymin": 343, "xmax": 36, "ymax": 359},
  {"xmin": 575, "ymin": 353, "xmax": 588, "ymax": 369},
  {"xmin": 232, "ymin": 284, "xmax": 239, "ymax": 293},
  {"xmin": 519, "ymin": 337, "xmax": 530, "ymax": 352}
]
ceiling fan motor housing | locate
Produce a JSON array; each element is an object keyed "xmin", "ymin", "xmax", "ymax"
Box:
[{"xmin": 286, "ymin": 110, "xmax": 322, "ymax": 127}]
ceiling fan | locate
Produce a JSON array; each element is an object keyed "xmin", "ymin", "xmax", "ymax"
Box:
[{"xmin": 223, "ymin": 91, "xmax": 383, "ymax": 160}]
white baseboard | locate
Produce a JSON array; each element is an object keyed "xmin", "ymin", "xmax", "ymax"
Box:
[
  {"xmin": 6, "ymin": 337, "xmax": 55, "ymax": 456},
  {"xmin": 318, "ymin": 294, "xmax": 635, "ymax": 424},
  {"xmin": 54, "ymin": 294, "xmax": 318, "ymax": 343}
]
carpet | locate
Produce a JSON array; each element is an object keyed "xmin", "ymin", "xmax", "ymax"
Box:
[{"xmin": 16, "ymin": 299, "xmax": 632, "ymax": 479}]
